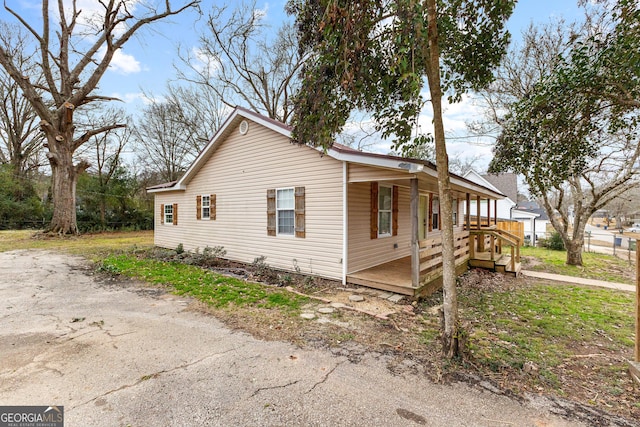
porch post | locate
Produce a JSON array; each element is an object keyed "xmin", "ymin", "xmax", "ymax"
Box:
[
  {"xmin": 476, "ymin": 195, "xmax": 481, "ymax": 229},
  {"xmin": 465, "ymin": 193, "xmax": 471, "ymax": 231},
  {"xmin": 486, "ymin": 197, "xmax": 491, "ymax": 227},
  {"xmin": 410, "ymin": 178, "xmax": 420, "ymax": 288},
  {"xmin": 494, "ymin": 199, "xmax": 498, "ymax": 225}
]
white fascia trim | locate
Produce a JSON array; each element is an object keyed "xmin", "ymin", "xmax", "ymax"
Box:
[
  {"xmin": 511, "ymin": 209, "xmax": 540, "ymax": 219},
  {"xmin": 450, "ymin": 176, "xmax": 505, "ymax": 199},
  {"xmin": 147, "ymin": 184, "xmax": 186, "ymax": 194},
  {"xmin": 328, "ymin": 148, "xmax": 424, "ymax": 173}
]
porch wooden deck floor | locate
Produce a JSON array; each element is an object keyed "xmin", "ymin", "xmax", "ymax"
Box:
[{"xmin": 347, "ymin": 257, "xmax": 415, "ymax": 296}]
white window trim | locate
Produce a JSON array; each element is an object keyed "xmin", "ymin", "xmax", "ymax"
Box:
[
  {"xmin": 276, "ymin": 187, "xmax": 295, "ymax": 236},
  {"xmin": 202, "ymin": 195, "xmax": 210, "ymax": 220},
  {"xmin": 164, "ymin": 204, "xmax": 174, "ymax": 226},
  {"xmin": 378, "ymin": 185, "xmax": 393, "ymax": 238}
]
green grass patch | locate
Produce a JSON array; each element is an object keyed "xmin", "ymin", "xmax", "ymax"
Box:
[
  {"xmin": 101, "ymin": 254, "xmax": 308, "ymax": 310},
  {"xmin": 0, "ymin": 230, "xmax": 154, "ymax": 258},
  {"xmin": 520, "ymin": 246, "xmax": 635, "ymax": 284},
  {"xmin": 459, "ymin": 282, "xmax": 635, "ymax": 387}
]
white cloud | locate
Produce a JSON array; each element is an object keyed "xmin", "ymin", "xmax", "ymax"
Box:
[
  {"xmin": 188, "ymin": 47, "xmax": 221, "ymax": 77},
  {"xmin": 254, "ymin": 3, "xmax": 269, "ymax": 21},
  {"xmin": 109, "ymin": 92, "xmax": 146, "ymax": 104},
  {"xmin": 98, "ymin": 47, "xmax": 141, "ymax": 74}
]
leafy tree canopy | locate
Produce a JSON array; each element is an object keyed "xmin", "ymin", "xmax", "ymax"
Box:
[
  {"xmin": 286, "ymin": 0, "xmax": 515, "ymax": 152},
  {"xmin": 489, "ymin": 0, "xmax": 640, "ymax": 194}
]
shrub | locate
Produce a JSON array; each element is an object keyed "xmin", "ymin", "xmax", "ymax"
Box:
[
  {"xmin": 252, "ymin": 256, "xmax": 278, "ymax": 284},
  {"xmin": 539, "ymin": 232, "xmax": 565, "ymax": 251}
]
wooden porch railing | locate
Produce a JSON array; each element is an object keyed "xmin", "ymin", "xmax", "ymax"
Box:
[
  {"xmin": 469, "ymin": 228, "xmax": 521, "ymax": 272},
  {"xmin": 417, "ymin": 231, "xmax": 470, "ymax": 285}
]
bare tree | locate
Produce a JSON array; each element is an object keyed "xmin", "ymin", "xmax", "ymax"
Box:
[
  {"xmin": 0, "ymin": 23, "xmax": 44, "ymax": 179},
  {"xmin": 0, "ymin": 0, "xmax": 199, "ymax": 234},
  {"xmin": 134, "ymin": 100, "xmax": 196, "ymax": 183},
  {"xmin": 177, "ymin": 1, "xmax": 302, "ymax": 122},
  {"xmin": 75, "ymin": 108, "xmax": 133, "ymax": 228},
  {"xmin": 160, "ymin": 83, "xmax": 227, "ymax": 147}
]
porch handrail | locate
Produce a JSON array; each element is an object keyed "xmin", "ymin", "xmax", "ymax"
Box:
[{"xmin": 469, "ymin": 229, "xmax": 521, "ymax": 272}]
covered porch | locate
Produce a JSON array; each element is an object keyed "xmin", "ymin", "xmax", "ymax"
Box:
[{"xmin": 344, "ymin": 167, "xmax": 521, "ymax": 297}]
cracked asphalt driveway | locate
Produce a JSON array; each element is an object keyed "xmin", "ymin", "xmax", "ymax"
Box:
[{"xmin": 0, "ymin": 250, "xmax": 586, "ymax": 426}]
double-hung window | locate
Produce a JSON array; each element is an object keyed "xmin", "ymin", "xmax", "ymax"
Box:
[
  {"xmin": 276, "ymin": 188, "xmax": 295, "ymax": 235},
  {"xmin": 164, "ymin": 204, "xmax": 174, "ymax": 225},
  {"xmin": 202, "ymin": 195, "xmax": 210, "ymax": 220},
  {"xmin": 378, "ymin": 186, "xmax": 392, "ymax": 237}
]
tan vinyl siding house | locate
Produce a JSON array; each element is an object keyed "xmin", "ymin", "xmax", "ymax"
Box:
[
  {"xmin": 151, "ymin": 109, "xmax": 344, "ymax": 280},
  {"xmin": 149, "ymin": 107, "xmax": 511, "ymax": 296}
]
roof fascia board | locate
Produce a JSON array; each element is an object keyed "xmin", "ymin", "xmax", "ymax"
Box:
[
  {"xmin": 147, "ymin": 184, "xmax": 186, "ymax": 194},
  {"xmin": 328, "ymin": 148, "xmax": 425, "ymax": 173},
  {"xmin": 511, "ymin": 209, "xmax": 540, "ymax": 218}
]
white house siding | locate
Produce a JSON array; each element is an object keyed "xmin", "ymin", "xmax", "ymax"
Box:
[
  {"xmin": 347, "ymin": 181, "xmax": 412, "ymax": 273},
  {"xmin": 154, "ymin": 121, "xmax": 345, "ymax": 280}
]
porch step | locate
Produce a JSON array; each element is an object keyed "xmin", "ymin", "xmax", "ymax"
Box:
[
  {"xmin": 495, "ymin": 255, "xmax": 521, "ymax": 276},
  {"xmin": 469, "ymin": 254, "xmax": 521, "ymax": 276}
]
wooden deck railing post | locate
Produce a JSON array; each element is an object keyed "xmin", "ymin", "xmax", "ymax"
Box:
[
  {"xmin": 511, "ymin": 245, "xmax": 515, "ymax": 271},
  {"xmin": 490, "ymin": 234, "xmax": 495, "ymax": 260},
  {"xmin": 469, "ymin": 234, "xmax": 475, "ymax": 259}
]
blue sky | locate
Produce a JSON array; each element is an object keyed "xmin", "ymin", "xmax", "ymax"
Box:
[{"xmin": 1, "ymin": 0, "xmax": 586, "ymax": 168}]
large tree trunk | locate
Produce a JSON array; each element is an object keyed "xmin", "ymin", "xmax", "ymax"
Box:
[
  {"xmin": 566, "ymin": 238, "xmax": 584, "ymax": 265},
  {"xmin": 48, "ymin": 145, "xmax": 80, "ymax": 234},
  {"xmin": 425, "ymin": 0, "xmax": 459, "ymax": 358},
  {"xmin": 44, "ymin": 121, "xmax": 89, "ymax": 235},
  {"xmin": 565, "ymin": 213, "xmax": 587, "ymax": 266}
]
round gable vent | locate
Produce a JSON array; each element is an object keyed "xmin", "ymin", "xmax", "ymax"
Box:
[{"xmin": 239, "ymin": 120, "xmax": 249, "ymax": 135}]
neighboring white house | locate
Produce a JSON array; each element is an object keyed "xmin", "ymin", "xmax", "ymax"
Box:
[
  {"xmin": 148, "ymin": 107, "xmax": 507, "ymax": 296},
  {"xmin": 512, "ymin": 201, "xmax": 551, "ymax": 246},
  {"xmin": 463, "ymin": 170, "xmax": 517, "ymax": 220}
]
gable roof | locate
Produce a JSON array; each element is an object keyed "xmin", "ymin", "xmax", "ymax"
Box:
[
  {"xmin": 463, "ymin": 170, "xmax": 517, "ymax": 204},
  {"xmin": 515, "ymin": 200, "xmax": 550, "ymax": 220},
  {"xmin": 482, "ymin": 173, "xmax": 518, "ymax": 203},
  {"xmin": 148, "ymin": 106, "xmax": 505, "ymax": 200}
]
